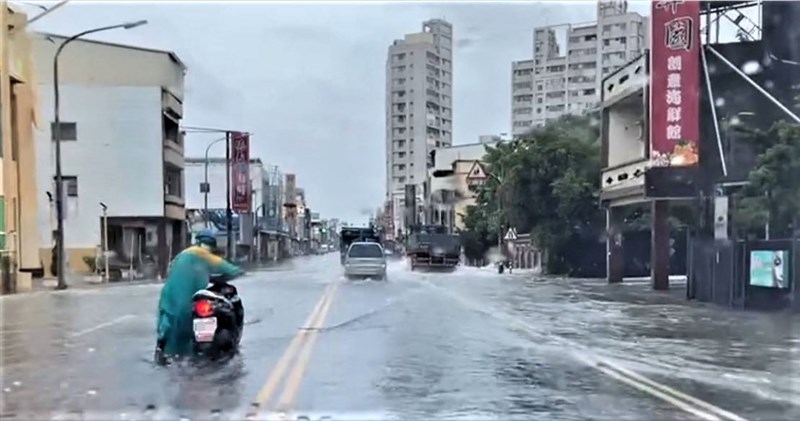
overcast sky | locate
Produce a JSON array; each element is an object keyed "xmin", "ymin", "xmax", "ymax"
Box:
[{"xmin": 25, "ymin": 1, "xmax": 656, "ymax": 223}]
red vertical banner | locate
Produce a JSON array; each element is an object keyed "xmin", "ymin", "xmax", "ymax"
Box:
[
  {"xmin": 650, "ymin": 0, "xmax": 701, "ymax": 167},
  {"xmin": 231, "ymin": 132, "xmax": 251, "ymax": 213}
]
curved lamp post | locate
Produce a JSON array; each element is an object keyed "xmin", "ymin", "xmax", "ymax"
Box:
[{"xmin": 53, "ymin": 20, "xmax": 148, "ymax": 290}]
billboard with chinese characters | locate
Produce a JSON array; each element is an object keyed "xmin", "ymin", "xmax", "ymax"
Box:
[
  {"xmin": 230, "ymin": 132, "xmax": 251, "ymax": 213},
  {"xmin": 650, "ymin": 0, "xmax": 701, "ymax": 167}
]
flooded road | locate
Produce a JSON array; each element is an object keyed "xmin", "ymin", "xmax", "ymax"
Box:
[{"xmin": 1, "ymin": 254, "xmax": 798, "ymax": 420}]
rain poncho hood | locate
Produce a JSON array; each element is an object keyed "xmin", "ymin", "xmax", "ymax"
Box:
[{"xmin": 156, "ymin": 245, "xmax": 242, "ymax": 357}]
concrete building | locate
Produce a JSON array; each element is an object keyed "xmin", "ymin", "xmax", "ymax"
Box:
[
  {"xmin": 32, "ymin": 33, "xmax": 187, "ymax": 278},
  {"xmin": 184, "ymin": 157, "xmax": 266, "ymax": 218},
  {"xmin": 0, "ymin": 4, "xmax": 41, "ymax": 293},
  {"xmin": 184, "ymin": 157, "xmax": 288, "ymax": 262},
  {"xmin": 428, "ymin": 141, "xmax": 497, "ymax": 231},
  {"xmin": 511, "ymin": 0, "xmax": 648, "ymax": 136},
  {"xmin": 386, "ymin": 18, "xmax": 453, "ymax": 234}
]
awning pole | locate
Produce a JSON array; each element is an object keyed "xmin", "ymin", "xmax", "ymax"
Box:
[{"xmin": 701, "ymin": 46, "xmax": 728, "ymax": 177}]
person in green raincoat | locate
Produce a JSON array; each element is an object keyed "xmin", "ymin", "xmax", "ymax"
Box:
[{"xmin": 155, "ymin": 229, "xmax": 243, "ymax": 365}]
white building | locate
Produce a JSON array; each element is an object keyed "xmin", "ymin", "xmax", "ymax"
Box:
[
  {"xmin": 511, "ymin": 0, "xmax": 648, "ymax": 135},
  {"xmin": 32, "ymin": 33, "xmax": 187, "ymax": 278},
  {"xmin": 184, "ymin": 157, "xmax": 267, "ymax": 216},
  {"xmin": 386, "ymin": 19, "xmax": 453, "ymax": 233}
]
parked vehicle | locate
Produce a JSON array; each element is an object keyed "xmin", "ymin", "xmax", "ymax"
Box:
[
  {"xmin": 344, "ymin": 242, "xmax": 387, "ymax": 280},
  {"xmin": 190, "ymin": 274, "xmax": 244, "ymax": 361}
]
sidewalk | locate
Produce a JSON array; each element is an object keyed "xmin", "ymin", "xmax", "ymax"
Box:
[{"xmin": 31, "ymin": 275, "xmax": 161, "ymax": 292}]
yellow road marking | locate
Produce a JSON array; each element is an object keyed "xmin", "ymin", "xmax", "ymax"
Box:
[
  {"xmin": 595, "ymin": 365, "xmax": 722, "ymax": 421},
  {"xmin": 595, "ymin": 360, "xmax": 748, "ymax": 421},
  {"xmin": 254, "ymin": 282, "xmax": 336, "ymax": 408},
  {"xmin": 274, "ymin": 282, "xmax": 339, "ymax": 411}
]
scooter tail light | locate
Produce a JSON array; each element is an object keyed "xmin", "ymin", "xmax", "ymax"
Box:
[{"xmin": 194, "ymin": 299, "xmax": 214, "ymax": 317}]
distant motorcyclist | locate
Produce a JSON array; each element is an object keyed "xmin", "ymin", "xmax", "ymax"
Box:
[{"xmin": 155, "ymin": 229, "xmax": 243, "ymax": 365}]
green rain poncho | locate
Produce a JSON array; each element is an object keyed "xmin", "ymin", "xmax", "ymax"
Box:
[{"xmin": 156, "ymin": 245, "xmax": 243, "ymax": 357}]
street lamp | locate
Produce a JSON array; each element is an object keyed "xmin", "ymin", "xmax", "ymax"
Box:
[
  {"xmin": 52, "ymin": 19, "xmax": 148, "ymax": 290},
  {"xmin": 182, "ymin": 127, "xmax": 253, "ymax": 258},
  {"xmin": 202, "ymin": 136, "xmax": 227, "ymax": 228}
]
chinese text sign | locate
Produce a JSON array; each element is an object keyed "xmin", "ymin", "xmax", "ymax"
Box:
[
  {"xmin": 231, "ymin": 132, "xmax": 251, "ymax": 213},
  {"xmin": 650, "ymin": 0, "xmax": 701, "ymax": 167}
]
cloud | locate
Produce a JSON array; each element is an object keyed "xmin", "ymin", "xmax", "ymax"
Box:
[{"xmin": 27, "ymin": 0, "xmax": 608, "ymax": 223}]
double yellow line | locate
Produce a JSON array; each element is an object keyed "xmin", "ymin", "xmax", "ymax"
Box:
[{"xmin": 253, "ymin": 281, "xmax": 340, "ymax": 415}]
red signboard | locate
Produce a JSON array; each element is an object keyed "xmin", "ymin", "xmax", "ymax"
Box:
[
  {"xmin": 650, "ymin": 0, "xmax": 701, "ymax": 167},
  {"xmin": 231, "ymin": 132, "xmax": 251, "ymax": 213}
]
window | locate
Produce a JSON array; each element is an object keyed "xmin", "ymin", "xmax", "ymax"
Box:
[
  {"xmin": 347, "ymin": 243, "xmax": 384, "ymax": 258},
  {"xmin": 164, "ymin": 166, "xmax": 183, "ymax": 198},
  {"xmin": 51, "ymin": 122, "xmax": 77, "ymax": 141},
  {"xmin": 54, "ymin": 176, "xmax": 78, "ymax": 197}
]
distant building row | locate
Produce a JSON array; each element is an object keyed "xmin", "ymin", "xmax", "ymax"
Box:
[{"xmin": 1, "ymin": 6, "xmax": 319, "ymax": 291}]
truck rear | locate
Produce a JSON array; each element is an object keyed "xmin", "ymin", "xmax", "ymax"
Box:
[
  {"xmin": 406, "ymin": 232, "xmax": 461, "ymax": 270},
  {"xmin": 339, "ymin": 227, "xmax": 380, "ymax": 264}
]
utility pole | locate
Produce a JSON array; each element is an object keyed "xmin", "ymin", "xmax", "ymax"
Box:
[
  {"xmin": 225, "ymin": 131, "xmax": 233, "ymax": 259},
  {"xmin": 182, "ymin": 127, "xmax": 252, "ymax": 259},
  {"xmin": 100, "ymin": 202, "xmax": 109, "ymax": 282}
]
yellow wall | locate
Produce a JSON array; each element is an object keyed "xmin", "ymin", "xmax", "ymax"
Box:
[
  {"xmin": 1, "ymin": 4, "xmax": 42, "ymax": 291},
  {"xmin": 452, "ymin": 160, "xmax": 481, "ymax": 230}
]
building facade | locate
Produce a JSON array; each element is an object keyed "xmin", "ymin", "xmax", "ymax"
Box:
[
  {"xmin": 511, "ymin": 0, "xmax": 648, "ymax": 136},
  {"xmin": 386, "ymin": 18, "xmax": 453, "ymax": 234},
  {"xmin": 0, "ymin": 4, "xmax": 41, "ymax": 292},
  {"xmin": 32, "ymin": 33, "xmax": 187, "ymax": 278},
  {"xmin": 428, "ymin": 141, "xmax": 497, "ymax": 231}
]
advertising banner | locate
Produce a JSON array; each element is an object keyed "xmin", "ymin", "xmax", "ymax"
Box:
[
  {"xmin": 650, "ymin": 0, "xmax": 701, "ymax": 167},
  {"xmin": 231, "ymin": 132, "xmax": 251, "ymax": 213},
  {"xmin": 749, "ymin": 250, "xmax": 791, "ymax": 289}
]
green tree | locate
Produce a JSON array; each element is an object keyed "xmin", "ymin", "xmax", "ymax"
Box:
[
  {"xmin": 463, "ymin": 114, "xmax": 605, "ymax": 273},
  {"xmin": 733, "ymin": 121, "xmax": 800, "ymax": 238}
]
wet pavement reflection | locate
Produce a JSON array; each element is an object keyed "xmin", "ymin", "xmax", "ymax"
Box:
[{"xmin": 1, "ymin": 254, "xmax": 798, "ymax": 420}]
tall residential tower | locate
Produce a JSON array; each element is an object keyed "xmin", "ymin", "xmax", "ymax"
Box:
[
  {"xmin": 385, "ymin": 19, "xmax": 453, "ymax": 235},
  {"xmin": 511, "ymin": 0, "xmax": 648, "ymax": 136}
]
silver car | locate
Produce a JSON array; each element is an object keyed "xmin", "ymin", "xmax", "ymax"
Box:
[{"xmin": 344, "ymin": 242, "xmax": 387, "ymax": 280}]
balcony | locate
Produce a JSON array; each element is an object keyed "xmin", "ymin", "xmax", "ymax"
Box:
[{"xmin": 163, "ymin": 143, "xmax": 183, "ymax": 168}]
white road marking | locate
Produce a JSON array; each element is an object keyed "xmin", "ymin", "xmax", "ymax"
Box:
[
  {"xmin": 417, "ymin": 279, "xmax": 748, "ymax": 421},
  {"xmin": 69, "ymin": 314, "xmax": 136, "ymax": 338}
]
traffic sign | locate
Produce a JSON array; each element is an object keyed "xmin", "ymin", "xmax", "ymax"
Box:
[{"xmin": 504, "ymin": 228, "xmax": 518, "ymax": 241}]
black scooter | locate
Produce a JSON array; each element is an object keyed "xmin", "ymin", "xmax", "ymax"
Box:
[{"xmin": 190, "ymin": 273, "xmax": 245, "ymax": 361}]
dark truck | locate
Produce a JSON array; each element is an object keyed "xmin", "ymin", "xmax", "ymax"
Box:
[
  {"xmin": 405, "ymin": 225, "xmax": 461, "ymax": 271},
  {"xmin": 339, "ymin": 226, "xmax": 380, "ymax": 264}
]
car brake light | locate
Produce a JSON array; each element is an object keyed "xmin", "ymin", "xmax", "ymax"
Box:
[{"xmin": 194, "ymin": 300, "xmax": 214, "ymax": 317}]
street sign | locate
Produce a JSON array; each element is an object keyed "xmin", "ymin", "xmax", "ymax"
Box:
[{"xmin": 504, "ymin": 228, "xmax": 518, "ymax": 241}]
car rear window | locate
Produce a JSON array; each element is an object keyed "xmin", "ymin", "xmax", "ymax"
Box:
[{"xmin": 348, "ymin": 244, "xmax": 383, "ymax": 258}]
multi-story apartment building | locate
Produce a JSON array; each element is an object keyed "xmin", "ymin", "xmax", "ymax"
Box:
[
  {"xmin": 385, "ymin": 19, "xmax": 453, "ymax": 234},
  {"xmin": 32, "ymin": 34, "xmax": 187, "ymax": 278},
  {"xmin": 511, "ymin": 0, "xmax": 648, "ymax": 136}
]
